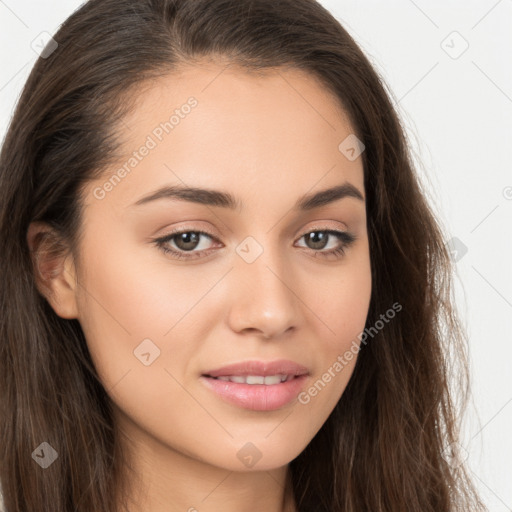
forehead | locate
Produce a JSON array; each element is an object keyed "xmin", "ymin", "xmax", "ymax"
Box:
[{"xmin": 83, "ymin": 62, "xmax": 364, "ymax": 212}]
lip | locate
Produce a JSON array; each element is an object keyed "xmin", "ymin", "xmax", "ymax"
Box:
[
  {"xmin": 203, "ymin": 359, "xmax": 309, "ymax": 378},
  {"xmin": 200, "ymin": 359, "xmax": 310, "ymax": 411},
  {"xmin": 200, "ymin": 374, "xmax": 308, "ymax": 411}
]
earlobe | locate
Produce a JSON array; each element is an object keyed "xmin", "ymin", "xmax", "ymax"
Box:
[{"xmin": 26, "ymin": 221, "xmax": 79, "ymax": 319}]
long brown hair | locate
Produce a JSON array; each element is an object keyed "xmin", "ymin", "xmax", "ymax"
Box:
[{"xmin": 0, "ymin": 0, "xmax": 487, "ymax": 510}]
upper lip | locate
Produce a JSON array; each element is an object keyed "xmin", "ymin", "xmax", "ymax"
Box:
[{"xmin": 203, "ymin": 359, "xmax": 310, "ymax": 378}]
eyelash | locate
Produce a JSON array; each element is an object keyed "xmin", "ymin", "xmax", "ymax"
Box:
[{"xmin": 153, "ymin": 227, "xmax": 357, "ymax": 261}]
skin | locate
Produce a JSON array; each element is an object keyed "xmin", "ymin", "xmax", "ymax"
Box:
[{"xmin": 28, "ymin": 61, "xmax": 372, "ymax": 512}]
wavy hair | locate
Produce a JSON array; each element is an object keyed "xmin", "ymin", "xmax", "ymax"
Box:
[{"xmin": 0, "ymin": 0, "xmax": 487, "ymax": 510}]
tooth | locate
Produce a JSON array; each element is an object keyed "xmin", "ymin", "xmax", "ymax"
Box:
[
  {"xmin": 245, "ymin": 375, "xmax": 265, "ymax": 384},
  {"xmin": 213, "ymin": 374, "xmax": 291, "ymax": 385}
]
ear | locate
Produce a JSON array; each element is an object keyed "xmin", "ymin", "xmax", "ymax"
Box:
[{"xmin": 26, "ymin": 221, "xmax": 79, "ymax": 319}]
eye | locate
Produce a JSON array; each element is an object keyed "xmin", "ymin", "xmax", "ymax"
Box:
[
  {"xmin": 153, "ymin": 229, "xmax": 218, "ymax": 260},
  {"xmin": 153, "ymin": 228, "xmax": 356, "ymax": 261},
  {"xmin": 295, "ymin": 229, "xmax": 357, "ymax": 259}
]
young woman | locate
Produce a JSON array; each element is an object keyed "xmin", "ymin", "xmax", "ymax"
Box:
[{"xmin": 0, "ymin": 0, "xmax": 487, "ymax": 511}]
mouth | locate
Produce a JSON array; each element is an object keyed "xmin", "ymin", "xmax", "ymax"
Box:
[
  {"xmin": 203, "ymin": 374, "xmax": 299, "ymax": 384},
  {"xmin": 200, "ymin": 359, "xmax": 310, "ymax": 411},
  {"xmin": 200, "ymin": 373, "xmax": 309, "ymax": 411}
]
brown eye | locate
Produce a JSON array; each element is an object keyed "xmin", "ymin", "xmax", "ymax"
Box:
[
  {"xmin": 296, "ymin": 229, "xmax": 356, "ymax": 258},
  {"xmin": 173, "ymin": 232, "xmax": 202, "ymax": 251},
  {"xmin": 154, "ymin": 229, "xmax": 218, "ymax": 260},
  {"xmin": 153, "ymin": 228, "xmax": 356, "ymax": 261},
  {"xmin": 303, "ymin": 231, "xmax": 330, "ymax": 250}
]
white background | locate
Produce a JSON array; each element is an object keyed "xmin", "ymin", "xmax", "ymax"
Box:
[{"xmin": 1, "ymin": 1, "xmax": 511, "ymax": 510}]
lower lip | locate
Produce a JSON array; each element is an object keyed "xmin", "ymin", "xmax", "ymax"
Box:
[{"xmin": 200, "ymin": 375, "xmax": 308, "ymax": 411}]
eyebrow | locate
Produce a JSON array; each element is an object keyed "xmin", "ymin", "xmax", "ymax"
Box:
[{"xmin": 131, "ymin": 181, "xmax": 364, "ymax": 211}]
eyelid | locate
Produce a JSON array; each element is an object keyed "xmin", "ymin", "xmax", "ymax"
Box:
[
  {"xmin": 298, "ymin": 222, "xmax": 349, "ymax": 235},
  {"xmin": 155, "ymin": 221, "xmax": 349, "ymax": 244},
  {"xmin": 155, "ymin": 226, "xmax": 221, "ymax": 248}
]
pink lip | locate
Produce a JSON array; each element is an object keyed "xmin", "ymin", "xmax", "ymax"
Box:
[
  {"xmin": 200, "ymin": 375, "xmax": 308, "ymax": 411},
  {"xmin": 200, "ymin": 359, "xmax": 310, "ymax": 411},
  {"xmin": 203, "ymin": 359, "xmax": 309, "ymax": 378}
]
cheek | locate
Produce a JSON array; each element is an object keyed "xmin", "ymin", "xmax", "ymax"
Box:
[
  {"xmin": 314, "ymin": 255, "xmax": 372, "ymax": 349},
  {"xmin": 77, "ymin": 227, "xmax": 206, "ymax": 335},
  {"xmin": 298, "ymin": 255, "xmax": 372, "ymax": 410},
  {"xmin": 75, "ymin": 230, "xmax": 231, "ymax": 393},
  {"xmin": 74, "ymin": 233, "xmax": 175, "ymax": 382}
]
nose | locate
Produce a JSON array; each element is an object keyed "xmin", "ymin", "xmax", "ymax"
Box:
[{"xmin": 226, "ymin": 244, "xmax": 301, "ymax": 340}]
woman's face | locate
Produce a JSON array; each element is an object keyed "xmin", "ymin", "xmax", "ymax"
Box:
[{"xmin": 68, "ymin": 63, "xmax": 372, "ymax": 471}]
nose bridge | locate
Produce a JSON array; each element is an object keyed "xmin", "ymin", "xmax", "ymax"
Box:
[
  {"xmin": 236, "ymin": 236, "xmax": 294, "ymax": 304},
  {"xmin": 227, "ymin": 234, "xmax": 299, "ymax": 337}
]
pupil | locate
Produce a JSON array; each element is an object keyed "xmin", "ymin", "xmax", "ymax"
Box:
[
  {"xmin": 177, "ymin": 232, "xmax": 199, "ymax": 251},
  {"xmin": 308, "ymin": 232, "xmax": 327, "ymax": 250}
]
